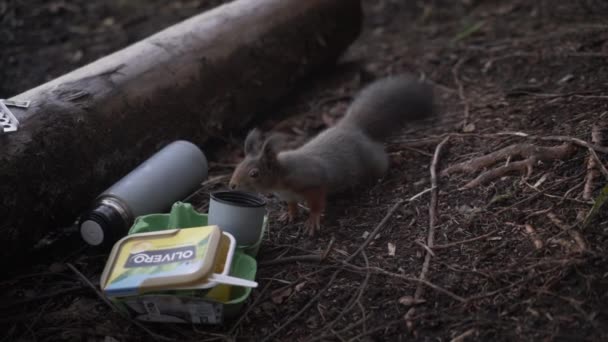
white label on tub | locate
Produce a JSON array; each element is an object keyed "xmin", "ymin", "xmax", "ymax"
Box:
[
  {"xmin": 189, "ymin": 302, "xmax": 223, "ymax": 324},
  {"xmin": 124, "ymin": 295, "xmax": 223, "ymax": 324}
]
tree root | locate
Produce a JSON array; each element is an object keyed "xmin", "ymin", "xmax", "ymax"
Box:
[{"xmin": 442, "ymin": 143, "xmax": 576, "ymax": 189}]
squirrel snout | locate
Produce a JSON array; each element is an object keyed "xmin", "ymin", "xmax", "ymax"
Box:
[{"xmin": 228, "ymin": 179, "xmax": 237, "ymax": 190}]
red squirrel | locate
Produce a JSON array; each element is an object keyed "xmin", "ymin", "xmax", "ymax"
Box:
[{"xmin": 228, "ymin": 74, "xmax": 436, "ymax": 236}]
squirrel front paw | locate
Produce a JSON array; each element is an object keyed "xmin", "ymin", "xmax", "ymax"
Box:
[
  {"xmin": 278, "ymin": 202, "xmax": 299, "ymax": 224},
  {"xmin": 278, "ymin": 211, "xmax": 294, "ymax": 224},
  {"xmin": 304, "ymin": 214, "xmax": 321, "ymax": 237}
]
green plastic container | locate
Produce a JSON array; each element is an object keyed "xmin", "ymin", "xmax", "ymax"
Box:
[{"xmin": 111, "ymin": 202, "xmax": 265, "ymax": 320}]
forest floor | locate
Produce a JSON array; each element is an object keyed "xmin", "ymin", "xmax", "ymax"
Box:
[{"xmin": 1, "ymin": 0, "xmax": 608, "ymax": 341}]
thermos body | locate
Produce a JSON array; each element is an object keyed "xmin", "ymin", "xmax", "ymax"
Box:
[{"xmin": 80, "ymin": 140, "xmax": 208, "ymax": 246}]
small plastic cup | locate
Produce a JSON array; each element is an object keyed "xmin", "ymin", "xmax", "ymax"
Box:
[{"xmin": 208, "ymin": 191, "xmax": 266, "ymax": 247}]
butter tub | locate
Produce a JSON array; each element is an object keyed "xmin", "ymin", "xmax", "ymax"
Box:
[{"xmin": 100, "ymin": 202, "xmax": 262, "ymax": 324}]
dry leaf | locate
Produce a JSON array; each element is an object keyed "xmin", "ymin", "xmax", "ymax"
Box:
[
  {"xmin": 295, "ymin": 281, "xmax": 307, "ymax": 292},
  {"xmin": 387, "ymin": 242, "xmax": 396, "ymax": 256},
  {"xmin": 533, "ymin": 173, "xmax": 548, "ymax": 188},
  {"xmin": 271, "ymin": 287, "xmax": 293, "ymax": 304},
  {"xmin": 462, "ymin": 122, "xmax": 476, "ymax": 133},
  {"xmin": 557, "ymin": 74, "xmax": 574, "ymax": 84}
]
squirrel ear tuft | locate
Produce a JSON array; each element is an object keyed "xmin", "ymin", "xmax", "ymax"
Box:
[{"xmin": 244, "ymin": 128, "xmax": 262, "ymax": 155}]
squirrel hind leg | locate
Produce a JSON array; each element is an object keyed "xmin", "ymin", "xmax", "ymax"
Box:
[{"xmin": 366, "ymin": 144, "xmax": 390, "ymax": 179}]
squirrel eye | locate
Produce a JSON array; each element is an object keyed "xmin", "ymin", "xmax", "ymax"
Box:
[{"xmin": 248, "ymin": 168, "xmax": 259, "ymax": 178}]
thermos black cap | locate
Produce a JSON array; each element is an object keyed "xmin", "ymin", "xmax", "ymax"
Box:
[{"xmin": 79, "ymin": 201, "xmax": 129, "ymax": 247}]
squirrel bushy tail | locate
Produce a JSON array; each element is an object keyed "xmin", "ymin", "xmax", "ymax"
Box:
[{"xmin": 337, "ymin": 74, "xmax": 436, "ymax": 141}]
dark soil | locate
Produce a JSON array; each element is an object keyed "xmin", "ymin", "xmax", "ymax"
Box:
[{"xmin": 2, "ymin": 0, "xmax": 608, "ymax": 341}]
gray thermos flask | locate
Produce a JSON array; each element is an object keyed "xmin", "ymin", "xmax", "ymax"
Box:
[{"xmin": 79, "ymin": 140, "xmax": 208, "ymax": 247}]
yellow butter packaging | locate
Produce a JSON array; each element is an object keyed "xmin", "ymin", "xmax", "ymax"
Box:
[{"xmin": 100, "ymin": 225, "xmax": 235, "ymax": 298}]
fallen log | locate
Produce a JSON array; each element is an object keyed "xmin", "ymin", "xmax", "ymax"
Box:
[{"xmin": 0, "ymin": 0, "xmax": 362, "ymax": 269}]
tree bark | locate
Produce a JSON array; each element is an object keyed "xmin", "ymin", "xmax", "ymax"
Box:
[{"xmin": 0, "ymin": 0, "xmax": 362, "ymax": 268}]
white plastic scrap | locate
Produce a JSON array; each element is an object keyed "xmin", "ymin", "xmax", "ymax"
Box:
[{"xmin": 0, "ymin": 100, "xmax": 20, "ymax": 133}]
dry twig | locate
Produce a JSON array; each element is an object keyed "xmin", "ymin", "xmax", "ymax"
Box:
[
  {"xmin": 183, "ymin": 174, "xmax": 232, "ymax": 202},
  {"xmin": 433, "ymin": 230, "xmax": 497, "ymax": 249},
  {"xmin": 583, "ymin": 125, "xmax": 605, "ymax": 200},
  {"xmin": 348, "ymin": 199, "xmax": 404, "ymax": 259},
  {"xmin": 343, "ymin": 265, "xmax": 467, "ymax": 303},
  {"xmin": 452, "ymin": 58, "xmax": 471, "ymax": 128},
  {"xmin": 405, "ymin": 136, "xmax": 450, "ymax": 329},
  {"xmin": 229, "ymin": 281, "xmax": 274, "ymax": 336},
  {"xmin": 259, "ymin": 254, "xmax": 324, "ymax": 267},
  {"xmin": 496, "ymin": 174, "xmax": 582, "ymax": 215},
  {"xmin": 450, "ymin": 328, "xmax": 477, "ymax": 342},
  {"xmin": 308, "ymin": 252, "xmax": 371, "ymax": 342}
]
